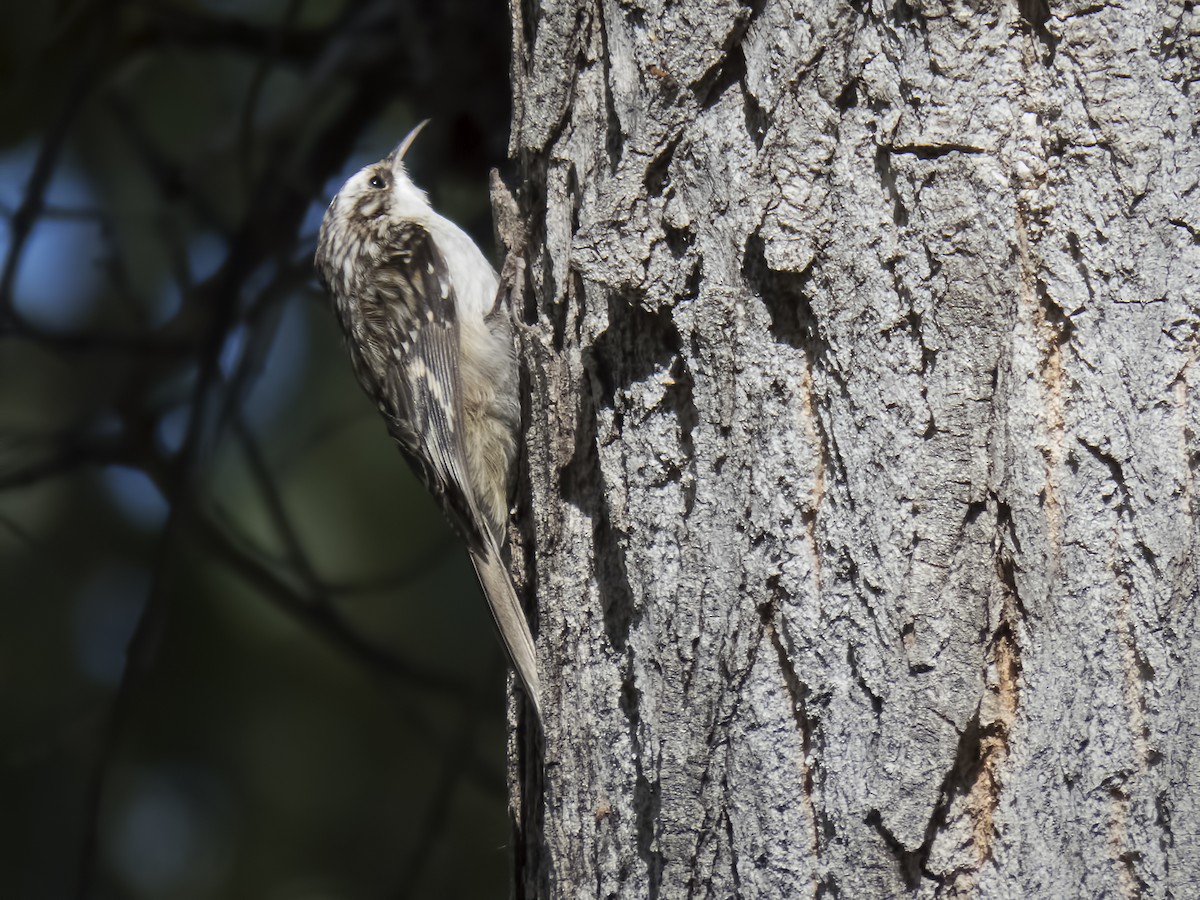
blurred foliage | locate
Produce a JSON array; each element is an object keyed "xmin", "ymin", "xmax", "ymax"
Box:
[{"xmin": 0, "ymin": 1, "xmax": 517, "ymax": 897}]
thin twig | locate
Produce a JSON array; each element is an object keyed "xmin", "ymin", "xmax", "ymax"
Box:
[
  {"xmin": 237, "ymin": 0, "xmax": 304, "ymax": 193},
  {"xmin": 192, "ymin": 508, "xmax": 486, "ymax": 704},
  {"xmin": 392, "ymin": 712, "xmax": 478, "ymax": 900},
  {"xmin": 0, "ymin": 31, "xmax": 99, "ymax": 323}
]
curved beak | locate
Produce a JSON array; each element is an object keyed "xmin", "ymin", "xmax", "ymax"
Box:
[{"xmin": 393, "ymin": 119, "xmax": 430, "ymax": 172}]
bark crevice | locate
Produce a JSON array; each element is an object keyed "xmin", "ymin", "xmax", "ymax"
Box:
[{"xmin": 512, "ymin": 0, "xmax": 1200, "ymax": 893}]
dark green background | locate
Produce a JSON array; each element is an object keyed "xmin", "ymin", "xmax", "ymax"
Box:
[{"xmin": 0, "ymin": 1, "xmax": 516, "ymax": 897}]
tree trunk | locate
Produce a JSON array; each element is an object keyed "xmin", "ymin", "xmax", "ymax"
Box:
[{"xmin": 504, "ymin": 0, "xmax": 1199, "ymax": 896}]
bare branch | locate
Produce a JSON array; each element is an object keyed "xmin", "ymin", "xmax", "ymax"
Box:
[{"xmin": 192, "ymin": 506, "xmax": 488, "ymax": 706}]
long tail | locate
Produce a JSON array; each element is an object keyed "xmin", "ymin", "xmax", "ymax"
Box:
[{"xmin": 470, "ymin": 539, "xmax": 542, "ymax": 722}]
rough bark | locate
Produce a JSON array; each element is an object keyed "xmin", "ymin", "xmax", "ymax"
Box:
[{"xmin": 504, "ymin": 0, "xmax": 1200, "ymax": 896}]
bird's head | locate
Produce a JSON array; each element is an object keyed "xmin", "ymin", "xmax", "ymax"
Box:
[
  {"xmin": 316, "ymin": 120, "xmax": 435, "ymax": 294},
  {"xmin": 324, "ymin": 120, "xmax": 433, "ymax": 228}
]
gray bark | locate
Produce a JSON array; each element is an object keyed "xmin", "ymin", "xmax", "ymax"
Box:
[{"xmin": 503, "ymin": 0, "xmax": 1200, "ymax": 897}]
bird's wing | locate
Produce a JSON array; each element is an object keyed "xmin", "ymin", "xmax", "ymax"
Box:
[
  {"xmin": 358, "ymin": 222, "xmax": 541, "ymax": 718},
  {"xmin": 361, "ymin": 221, "xmax": 487, "ymax": 549}
]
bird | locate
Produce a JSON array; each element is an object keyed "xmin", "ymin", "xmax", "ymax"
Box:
[{"xmin": 314, "ymin": 121, "xmax": 540, "ymax": 721}]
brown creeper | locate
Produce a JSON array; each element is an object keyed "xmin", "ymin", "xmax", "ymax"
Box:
[{"xmin": 314, "ymin": 121, "xmax": 540, "ymax": 721}]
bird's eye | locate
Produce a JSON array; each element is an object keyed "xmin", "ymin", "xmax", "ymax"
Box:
[{"xmin": 369, "ymin": 173, "xmax": 387, "ymax": 189}]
